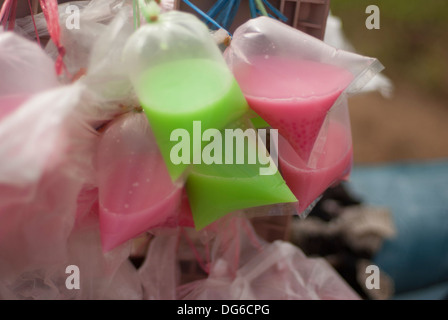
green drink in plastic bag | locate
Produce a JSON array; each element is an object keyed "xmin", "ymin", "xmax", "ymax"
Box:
[
  {"xmin": 123, "ymin": 11, "xmax": 248, "ymax": 181},
  {"xmin": 137, "ymin": 58, "xmax": 248, "ymax": 180}
]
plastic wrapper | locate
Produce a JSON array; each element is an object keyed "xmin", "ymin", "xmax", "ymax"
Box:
[
  {"xmin": 138, "ymin": 230, "xmax": 180, "ymax": 300},
  {"xmin": 97, "ymin": 111, "xmax": 188, "ymax": 252},
  {"xmin": 122, "ymin": 10, "xmax": 248, "ymax": 180},
  {"xmin": 138, "ymin": 217, "xmax": 360, "ymax": 300},
  {"xmin": 323, "ymin": 13, "xmax": 393, "ymax": 98},
  {"xmin": 224, "ymin": 17, "xmax": 383, "ymax": 164},
  {"xmin": 180, "ymin": 241, "xmax": 360, "ymax": 299}
]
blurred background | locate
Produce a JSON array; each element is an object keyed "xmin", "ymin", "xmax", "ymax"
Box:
[
  {"xmin": 324, "ymin": 0, "xmax": 448, "ymax": 300},
  {"xmin": 331, "ymin": 0, "xmax": 448, "ymax": 163}
]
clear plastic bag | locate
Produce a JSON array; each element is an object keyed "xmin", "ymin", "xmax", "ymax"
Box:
[
  {"xmin": 324, "ymin": 13, "xmax": 393, "ymax": 98},
  {"xmin": 224, "ymin": 17, "xmax": 383, "ymax": 164},
  {"xmin": 122, "ymin": 10, "xmax": 248, "ymax": 180},
  {"xmin": 96, "ymin": 111, "xmax": 185, "ymax": 252},
  {"xmin": 11, "ymin": 1, "xmax": 137, "ymax": 124},
  {"xmin": 176, "ymin": 217, "xmax": 360, "ymax": 300},
  {"xmin": 138, "ymin": 230, "xmax": 180, "ymax": 300},
  {"xmin": 43, "ymin": 0, "xmax": 130, "ymax": 77}
]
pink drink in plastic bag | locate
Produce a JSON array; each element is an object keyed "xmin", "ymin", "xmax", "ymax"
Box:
[
  {"xmin": 278, "ymin": 97, "xmax": 353, "ymax": 214},
  {"xmin": 233, "ymin": 56, "xmax": 353, "ymax": 162},
  {"xmin": 225, "ymin": 17, "xmax": 384, "ymax": 214},
  {"xmin": 225, "ymin": 17, "xmax": 383, "ymax": 164},
  {"xmin": 97, "ymin": 112, "xmax": 183, "ymax": 252}
]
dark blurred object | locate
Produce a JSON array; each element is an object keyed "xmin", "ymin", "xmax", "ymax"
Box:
[
  {"xmin": 290, "ymin": 182, "xmax": 396, "ymax": 299},
  {"xmin": 308, "ymin": 183, "xmax": 362, "ymax": 222},
  {"xmin": 349, "ymin": 160, "xmax": 448, "ymax": 295}
]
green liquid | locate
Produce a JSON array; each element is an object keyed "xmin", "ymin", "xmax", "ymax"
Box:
[
  {"xmin": 186, "ymin": 126, "xmax": 297, "ymax": 230},
  {"xmin": 137, "ymin": 58, "xmax": 248, "ymax": 180}
]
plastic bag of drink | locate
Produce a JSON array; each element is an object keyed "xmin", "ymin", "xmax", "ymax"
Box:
[
  {"xmin": 224, "ymin": 17, "xmax": 383, "ymax": 214},
  {"xmin": 278, "ymin": 96, "xmax": 354, "ymax": 214},
  {"xmin": 96, "ymin": 112, "xmax": 191, "ymax": 252},
  {"xmin": 185, "ymin": 117, "xmax": 296, "ymax": 229},
  {"xmin": 224, "ymin": 17, "xmax": 383, "ymax": 164},
  {"xmin": 122, "ymin": 8, "xmax": 248, "ymax": 181}
]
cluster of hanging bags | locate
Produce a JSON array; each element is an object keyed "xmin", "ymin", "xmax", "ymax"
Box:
[{"xmin": 0, "ymin": 0, "xmax": 383, "ymax": 299}]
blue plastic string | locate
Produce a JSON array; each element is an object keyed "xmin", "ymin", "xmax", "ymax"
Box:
[
  {"xmin": 206, "ymin": 0, "xmax": 227, "ymax": 20},
  {"xmin": 227, "ymin": 0, "xmax": 240, "ymax": 28},
  {"xmin": 262, "ymin": 0, "xmax": 288, "ymax": 22},
  {"xmin": 249, "ymin": 0, "xmax": 257, "ymax": 18},
  {"xmin": 218, "ymin": 0, "xmax": 234, "ymax": 29},
  {"xmin": 182, "ymin": 0, "xmax": 231, "ymax": 36},
  {"xmin": 183, "ymin": 0, "xmax": 288, "ymax": 38}
]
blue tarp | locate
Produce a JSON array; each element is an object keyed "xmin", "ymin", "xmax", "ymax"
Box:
[
  {"xmin": 393, "ymin": 280, "xmax": 448, "ymax": 300},
  {"xmin": 347, "ymin": 159, "xmax": 448, "ymax": 296}
]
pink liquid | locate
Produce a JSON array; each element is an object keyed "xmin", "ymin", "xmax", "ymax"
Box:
[
  {"xmin": 99, "ymin": 154, "xmax": 182, "ymax": 251},
  {"xmin": 233, "ymin": 56, "xmax": 353, "ymax": 162},
  {"xmin": 278, "ymin": 120, "xmax": 353, "ymax": 214}
]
